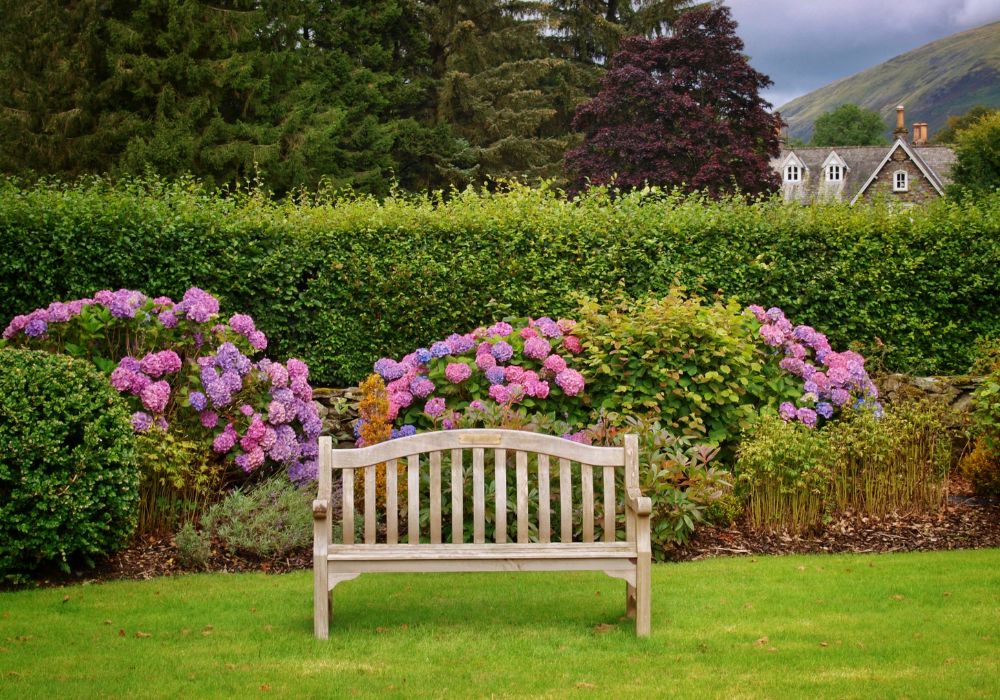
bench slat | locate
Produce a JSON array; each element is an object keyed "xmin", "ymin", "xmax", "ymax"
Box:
[
  {"xmin": 386, "ymin": 458, "xmax": 398, "ymax": 544},
  {"xmin": 603, "ymin": 465, "xmax": 615, "ymax": 542},
  {"xmin": 516, "ymin": 451, "xmax": 529, "ymax": 543},
  {"xmin": 473, "ymin": 448, "xmax": 485, "ymax": 544},
  {"xmin": 495, "ymin": 449, "xmax": 507, "ymax": 543},
  {"xmin": 560, "ymin": 458, "xmax": 572, "ymax": 543},
  {"xmin": 430, "ymin": 451, "xmax": 442, "ymax": 544},
  {"xmin": 342, "ymin": 469, "xmax": 354, "ymax": 544},
  {"xmin": 582, "ymin": 464, "xmax": 594, "ymax": 543},
  {"xmin": 364, "ymin": 465, "xmax": 376, "ymax": 544},
  {"xmin": 451, "ymin": 449, "xmax": 463, "ymax": 544},
  {"xmin": 408, "ymin": 454, "xmax": 420, "ymax": 544},
  {"xmin": 538, "ymin": 454, "xmax": 551, "ymax": 543}
]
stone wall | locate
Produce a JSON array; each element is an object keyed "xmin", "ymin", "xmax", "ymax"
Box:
[
  {"xmin": 877, "ymin": 374, "xmax": 980, "ymax": 425},
  {"xmin": 312, "ymin": 387, "xmax": 360, "ymax": 447}
]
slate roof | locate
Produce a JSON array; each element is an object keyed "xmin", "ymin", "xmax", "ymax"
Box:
[{"xmin": 770, "ymin": 142, "xmax": 956, "ymax": 203}]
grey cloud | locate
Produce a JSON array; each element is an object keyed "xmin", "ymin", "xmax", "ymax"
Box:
[{"xmin": 724, "ymin": 0, "xmax": 1000, "ymax": 106}]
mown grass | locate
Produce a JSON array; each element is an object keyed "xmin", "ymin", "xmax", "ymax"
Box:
[{"xmin": 1, "ymin": 549, "xmax": 997, "ymax": 699}]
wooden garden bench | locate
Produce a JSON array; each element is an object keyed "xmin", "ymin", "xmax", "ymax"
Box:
[{"xmin": 313, "ymin": 429, "xmax": 652, "ymax": 637}]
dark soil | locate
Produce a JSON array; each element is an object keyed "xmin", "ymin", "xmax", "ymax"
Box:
[{"xmin": 21, "ymin": 479, "xmax": 1000, "ymax": 589}]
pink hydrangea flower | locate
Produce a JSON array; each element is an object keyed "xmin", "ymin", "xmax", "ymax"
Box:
[
  {"xmin": 523, "ymin": 336, "xmax": 552, "ymax": 360},
  {"xmin": 542, "ymin": 354, "xmax": 567, "ymax": 375},
  {"xmin": 445, "ymin": 363, "xmax": 472, "ymax": 383},
  {"xmin": 562, "ymin": 336, "xmax": 583, "ymax": 354},
  {"xmin": 424, "ymin": 397, "xmax": 447, "ymax": 417},
  {"xmin": 554, "ymin": 369, "xmax": 585, "ymax": 396},
  {"xmin": 140, "ymin": 381, "xmax": 171, "ymax": 414}
]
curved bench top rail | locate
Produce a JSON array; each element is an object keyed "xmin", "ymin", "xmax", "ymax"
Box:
[{"xmin": 327, "ymin": 429, "xmax": 627, "ymax": 468}]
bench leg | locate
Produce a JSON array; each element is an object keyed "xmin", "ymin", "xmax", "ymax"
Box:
[
  {"xmin": 314, "ymin": 559, "xmax": 329, "ymax": 639},
  {"xmin": 626, "ymin": 582, "xmax": 637, "ymax": 620},
  {"xmin": 635, "ymin": 552, "xmax": 651, "ymax": 637}
]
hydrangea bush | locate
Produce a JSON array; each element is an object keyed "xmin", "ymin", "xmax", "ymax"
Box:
[
  {"xmin": 2, "ymin": 288, "xmax": 322, "ymax": 487},
  {"xmin": 359, "ymin": 317, "xmax": 589, "ymax": 443},
  {"xmin": 746, "ymin": 305, "xmax": 882, "ymax": 428}
]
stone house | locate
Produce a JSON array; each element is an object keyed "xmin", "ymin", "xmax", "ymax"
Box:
[{"xmin": 771, "ymin": 106, "xmax": 957, "ymax": 204}]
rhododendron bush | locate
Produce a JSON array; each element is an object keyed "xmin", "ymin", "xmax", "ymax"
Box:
[
  {"xmin": 2, "ymin": 288, "xmax": 322, "ymax": 498},
  {"xmin": 359, "ymin": 317, "xmax": 589, "ymax": 443}
]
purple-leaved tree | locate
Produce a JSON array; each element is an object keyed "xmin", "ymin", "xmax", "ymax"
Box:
[{"xmin": 564, "ymin": 5, "xmax": 781, "ymax": 197}]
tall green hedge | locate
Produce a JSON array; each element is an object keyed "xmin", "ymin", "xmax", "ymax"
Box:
[{"xmin": 2, "ymin": 178, "xmax": 998, "ymax": 386}]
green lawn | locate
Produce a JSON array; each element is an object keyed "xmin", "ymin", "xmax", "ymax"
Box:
[{"xmin": 1, "ymin": 549, "xmax": 997, "ymax": 699}]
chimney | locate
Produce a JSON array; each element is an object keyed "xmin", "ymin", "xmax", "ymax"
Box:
[
  {"xmin": 893, "ymin": 105, "xmax": 908, "ymax": 141},
  {"xmin": 912, "ymin": 122, "xmax": 928, "ymax": 146}
]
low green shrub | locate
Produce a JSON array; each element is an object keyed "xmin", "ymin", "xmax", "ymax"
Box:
[
  {"xmin": 735, "ymin": 414, "xmax": 835, "ymax": 533},
  {"xmin": 174, "ymin": 522, "xmax": 211, "ymax": 571},
  {"xmin": 831, "ymin": 401, "xmax": 950, "ymax": 516},
  {"xmin": 201, "ymin": 475, "xmax": 314, "ymax": 558},
  {"xmin": 576, "ymin": 289, "xmax": 799, "ymax": 450},
  {"xmin": 0, "ymin": 349, "xmax": 138, "ymax": 582},
  {"xmin": 966, "ymin": 337, "xmax": 1000, "ymax": 497}
]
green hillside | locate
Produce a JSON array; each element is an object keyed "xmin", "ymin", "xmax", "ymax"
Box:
[{"xmin": 778, "ymin": 21, "xmax": 1000, "ymax": 142}]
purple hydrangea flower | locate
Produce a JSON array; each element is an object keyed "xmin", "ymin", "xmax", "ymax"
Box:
[
  {"xmin": 796, "ymin": 407, "xmax": 818, "ymax": 428},
  {"xmin": 131, "ymin": 412, "xmax": 153, "ymax": 432},
  {"xmin": 410, "ymin": 376, "xmax": 435, "ymax": 398},
  {"xmin": 374, "ymin": 358, "xmax": 406, "ymax": 381},
  {"xmin": 212, "ymin": 424, "xmax": 238, "ymax": 454},
  {"xmin": 229, "ymin": 313, "xmax": 255, "ymax": 335},
  {"xmin": 816, "ymin": 402, "xmax": 835, "ymax": 419},
  {"xmin": 415, "ymin": 348, "xmax": 432, "ymax": 365},
  {"xmin": 398, "ymin": 425, "xmax": 417, "ymax": 438},
  {"xmin": 177, "ymin": 287, "xmax": 220, "ymax": 323},
  {"xmin": 779, "ymin": 402, "xmax": 797, "ymax": 421},
  {"xmin": 24, "ymin": 318, "xmax": 47, "ymax": 337},
  {"xmin": 424, "ymin": 397, "xmax": 447, "ymax": 417},
  {"xmin": 446, "ymin": 333, "xmax": 475, "ymax": 354},
  {"xmin": 485, "ymin": 366, "xmax": 506, "ymax": 385},
  {"xmin": 491, "ymin": 341, "xmax": 514, "ymax": 363},
  {"xmin": 248, "ymin": 330, "xmax": 268, "ymax": 351},
  {"xmin": 189, "ymin": 391, "xmax": 207, "ymax": 412},
  {"xmin": 430, "ymin": 341, "xmax": 451, "ymax": 358}
]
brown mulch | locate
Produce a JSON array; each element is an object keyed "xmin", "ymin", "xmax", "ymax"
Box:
[
  {"xmin": 668, "ymin": 482, "xmax": 1000, "ymax": 561},
  {"xmin": 22, "ymin": 481, "xmax": 1000, "ymax": 589}
]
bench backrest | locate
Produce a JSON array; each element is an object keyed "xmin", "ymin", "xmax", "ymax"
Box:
[{"xmin": 317, "ymin": 429, "xmax": 640, "ymax": 546}]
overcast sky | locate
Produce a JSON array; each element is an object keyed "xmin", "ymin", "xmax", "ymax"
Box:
[{"xmin": 725, "ymin": 0, "xmax": 1000, "ymax": 108}]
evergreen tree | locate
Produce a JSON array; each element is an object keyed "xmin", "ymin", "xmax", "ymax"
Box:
[
  {"xmin": 564, "ymin": 5, "xmax": 780, "ymax": 196},
  {"xmin": 0, "ymin": 1, "xmax": 125, "ymax": 177}
]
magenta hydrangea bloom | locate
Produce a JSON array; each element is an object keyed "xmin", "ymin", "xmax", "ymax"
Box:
[
  {"xmin": 488, "ymin": 321, "xmax": 514, "ymax": 337},
  {"xmin": 779, "ymin": 402, "xmax": 797, "ymax": 420},
  {"xmin": 488, "ymin": 384, "xmax": 511, "ymax": 404},
  {"xmin": 523, "ymin": 336, "xmax": 552, "ymax": 360},
  {"xmin": 445, "ymin": 363, "xmax": 472, "ymax": 383},
  {"xmin": 504, "ymin": 365, "xmax": 525, "ymax": 383},
  {"xmin": 519, "ymin": 326, "xmax": 539, "ymax": 340},
  {"xmin": 200, "ymin": 410, "xmax": 219, "ymax": 429},
  {"xmin": 542, "ymin": 354, "xmax": 567, "ymax": 375},
  {"xmin": 796, "ymin": 407, "xmax": 818, "ymax": 427},
  {"xmin": 140, "ymin": 381, "xmax": 171, "ymax": 414},
  {"xmin": 475, "ymin": 352, "xmax": 497, "ymax": 371},
  {"xmin": 554, "ymin": 369, "xmax": 585, "ymax": 397},
  {"xmin": 139, "ymin": 350, "xmax": 182, "ymax": 377},
  {"xmin": 562, "ymin": 336, "xmax": 582, "ymax": 354}
]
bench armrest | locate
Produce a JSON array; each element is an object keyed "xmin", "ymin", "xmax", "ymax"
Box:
[
  {"xmin": 313, "ymin": 498, "xmax": 329, "ymax": 519},
  {"xmin": 626, "ymin": 489, "xmax": 652, "ymax": 516}
]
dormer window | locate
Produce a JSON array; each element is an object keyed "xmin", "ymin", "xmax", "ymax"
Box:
[
  {"xmin": 784, "ymin": 165, "xmax": 801, "ymax": 183},
  {"xmin": 827, "ymin": 165, "xmax": 842, "ymax": 182},
  {"xmin": 893, "ymin": 171, "xmax": 908, "ymax": 192}
]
